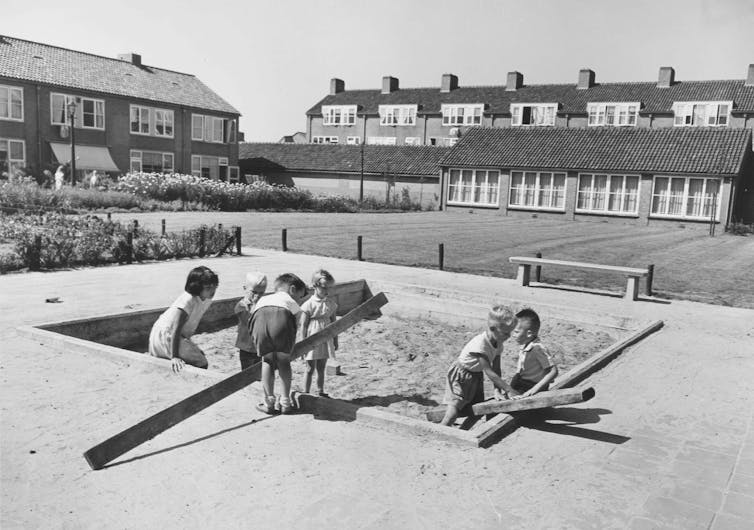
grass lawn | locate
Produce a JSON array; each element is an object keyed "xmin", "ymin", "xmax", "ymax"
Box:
[{"xmin": 111, "ymin": 211, "xmax": 754, "ymax": 309}]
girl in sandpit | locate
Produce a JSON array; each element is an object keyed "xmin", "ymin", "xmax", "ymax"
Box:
[
  {"xmin": 148, "ymin": 266, "xmax": 219, "ymax": 372},
  {"xmin": 300, "ymin": 269, "xmax": 338, "ymax": 396}
]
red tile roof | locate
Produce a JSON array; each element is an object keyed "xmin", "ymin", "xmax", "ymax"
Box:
[
  {"xmin": 0, "ymin": 36, "xmax": 239, "ymax": 115},
  {"xmin": 239, "ymin": 143, "xmax": 448, "ymax": 177},
  {"xmin": 440, "ymin": 127, "xmax": 751, "ymax": 176}
]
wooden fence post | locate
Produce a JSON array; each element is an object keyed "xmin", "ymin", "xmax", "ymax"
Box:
[
  {"xmin": 235, "ymin": 227, "xmax": 242, "ymax": 255},
  {"xmin": 438, "ymin": 243, "xmax": 444, "ymax": 271},
  {"xmin": 30, "ymin": 234, "xmax": 42, "ymax": 271},
  {"xmin": 126, "ymin": 231, "xmax": 133, "ymax": 264},
  {"xmin": 199, "ymin": 228, "xmax": 206, "ymax": 257},
  {"xmin": 132, "ymin": 219, "xmax": 138, "ymax": 236},
  {"xmin": 535, "ymin": 252, "xmax": 542, "ymax": 282},
  {"xmin": 161, "ymin": 219, "xmax": 166, "ymax": 236},
  {"xmin": 282, "ymin": 228, "xmax": 288, "ymax": 252},
  {"xmin": 357, "ymin": 235, "xmax": 363, "ymax": 261},
  {"xmin": 646, "ymin": 264, "xmax": 654, "ymax": 297},
  {"xmin": 107, "ymin": 212, "xmax": 111, "ymax": 221}
]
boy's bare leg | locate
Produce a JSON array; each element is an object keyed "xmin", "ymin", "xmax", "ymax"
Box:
[
  {"xmin": 278, "ymin": 359, "xmax": 293, "ymax": 409},
  {"xmin": 304, "ymin": 360, "xmax": 315, "ymax": 393},
  {"xmin": 316, "ymin": 359, "xmax": 327, "ymax": 393},
  {"xmin": 261, "ymin": 361, "xmax": 275, "ymax": 406}
]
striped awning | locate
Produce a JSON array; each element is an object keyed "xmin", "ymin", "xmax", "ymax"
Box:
[{"xmin": 50, "ymin": 142, "xmax": 120, "ymax": 172}]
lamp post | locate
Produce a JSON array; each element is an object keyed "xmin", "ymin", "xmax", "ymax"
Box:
[{"xmin": 67, "ymin": 98, "xmax": 77, "ymax": 185}]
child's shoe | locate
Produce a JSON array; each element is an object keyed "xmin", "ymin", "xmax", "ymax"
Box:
[
  {"xmin": 317, "ymin": 391, "xmax": 330, "ymax": 398},
  {"xmin": 279, "ymin": 396, "xmax": 294, "ymax": 415},
  {"xmin": 255, "ymin": 396, "xmax": 277, "ymax": 415}
]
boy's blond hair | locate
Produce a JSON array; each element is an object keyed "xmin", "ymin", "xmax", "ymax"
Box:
[
  {"xmin": 488, "ymin": 304, "xmax": 516, "ymax": 328},
  {"xmin": 244, "ymin": 272, "xmax": 267, "ymax": 291}
]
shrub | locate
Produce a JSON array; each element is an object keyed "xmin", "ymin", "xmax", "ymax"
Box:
[{"xmin": 728, "ymin": 221, "xmax": 754, "ymax": 236}]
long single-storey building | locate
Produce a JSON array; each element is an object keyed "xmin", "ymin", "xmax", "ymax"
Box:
[
  {"xmin": 239, "ymin": 143, "xmax": 448, "ymax": 208},
  {"xmin": 439, "ymin": 127, "xmax": 754, "ymax": 226}
]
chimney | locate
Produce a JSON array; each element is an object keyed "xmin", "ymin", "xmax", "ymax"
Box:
[
  {"xmin": 330, "ymin": 78, "xmax": 345, "ymax": 95},
  {"xmin": 577, "ymin": 68, "xmax": 595, "ymax": 89},
  {"xmin": 117, "ymin": 52, "xmax": 142, "ymax": 67},
  {"xmin": 382, "ymin": 76, "xmax": 399, "ymax": 94},
  {"xmin": 441, "ymin": 73, "xmax": 458, "ymax": 93},
  {"xmin": 506, "ymin": 71, "xmax": 523, "ymax": 91},
  {"xmin": 657, "ymin": 66, "xmax": 675, "ymax": 88},
  {"xmin": 746, "ymin": 64, "xmax": 754, "ymax": 87}
]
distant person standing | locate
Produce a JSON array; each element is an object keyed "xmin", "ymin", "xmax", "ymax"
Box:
[
  {"xmin": 89, "ymin": 170, "xmax": 100, "ymax": 188},
  {"xmin": 54, "ymin": 165, "xmax": 65, "ymax": 190}
]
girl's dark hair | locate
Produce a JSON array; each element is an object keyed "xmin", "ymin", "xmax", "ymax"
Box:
[
  {"xmin": 274, "ymin": 273, "xmax": 307, "ymax": 294},
  {"xmin": 185, "ymin": 266, "xmax": 219, "ymax": 296}
]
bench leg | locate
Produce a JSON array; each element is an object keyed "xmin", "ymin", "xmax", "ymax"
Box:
[
  {"xmin": 625, "ymin": 276, "xmax": 639, "ymax": 301},
  {"xmin": 517, "ymin": 264, "xmax": 531, "ymax": 287}
]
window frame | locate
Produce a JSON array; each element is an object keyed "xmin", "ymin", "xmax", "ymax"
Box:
[
  {"xmin": 441, "ymin": 104, "xmax": 484, "ymax": 126},
  {"xmin": 510, "ymin": 104, "xmax": 557, "ymax": 126},
  {"xmin": 191, "ymin": 114, "xmax": 231, "ymax": 143},
  {"xmin": 0, "ymin": 85, "xmax": 24, "ymax": 121},
  {"xmin": 366, "ymin": 136, "xmax": 397, "ymax": 145},
  {"xmin": 587, "ymin": 102, "xmax": 639, "ymax": 127},
  {"xmin": 322, "ymin": 105, "xmax": 357, "ymax": 126},
  {"xmin": 50, "ymin": 93, "xmax": 105, "ymax": 130},
  {"xmin": 0, "ymin": 138, "xmax": 26, "ymax": 175},
  {"xmin": 508, "ymin": 170, "xmax": 567, "ymax": 211},
  {"xmin": 346, "ymin": 136, "xmax": 361, "ymax": 145},
  {"xmin": 446, "ymin": 168, "xmax": 501, "ymax": 207},
  {"xmin": 191, "ymin": 154, "xmax": 225, "ymax": 179},
  {"xmin": 312, "ymin": 136, "xmax": 339, "ymax": 144},
  {"xmin": 404, "ymin": 137, "xmax": 421, "ymax": 146},
  {"xmin": 576, "ymin": 173, "xmax": 640, "ymax": 215},
  {"xmin": 650, "ymin": 175, "xmax": 722, "ymax": 220},
  {"xmin": 672, "ymin": 101, "xmax": 732, "ymax": 127},
  {"xmin": 129, "ymin": 149, "xmax": 174, "ymax": 174},
  {"xmin": 378, "ymin": 105, "xmax": 417, "ymax": 126}
]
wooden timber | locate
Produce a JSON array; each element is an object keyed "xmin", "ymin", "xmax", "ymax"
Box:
[
  {"xmin": 424, "ymin": 386, "xmax": 595, "ymax": 423},
  {"xmin": 83, "ymin": 292, "xmax": 388, "ymax": 470}
]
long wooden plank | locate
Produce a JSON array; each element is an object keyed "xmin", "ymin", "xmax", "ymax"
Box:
[
  {"xmin": 424, "ymin": 387, "xmax": 595, "ymax": 423},
  {"xmin": 83, "ymin": 292, "xmax": 388, "ymax": 470},
  {"xmin": 469, "ymin": 320, "xmax": 664, "ymax": 448},
  {"xmin": 509, "ymin": 257, "xmax": 648, "ymax": 276}
]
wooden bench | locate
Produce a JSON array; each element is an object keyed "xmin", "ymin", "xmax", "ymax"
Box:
[{"xmin": 509, "ymin": 256, "xmax": 649, "ymax": 301}]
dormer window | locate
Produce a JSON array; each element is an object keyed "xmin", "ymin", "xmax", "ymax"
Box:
[
  {"xmin": 441, "ymin": 104, "xmax": 483, "ymax": 126},
  {"xmin": 587, "ymin": 103, "xmax": 639, "ymax": 126},
  {"xmin": 322, "ymin": 105, "xmax": 356, "ymax": 126},
  {"xmin": 510, "ymin": 104, "xmax": 557, "ymax": 126},
  {"xmin": 673, "ymin": 101, "xmax": 731, "ymax": 127},
  {"xmin": 379, "ymin": 105, "xmax": 417, "ymax": 126}
]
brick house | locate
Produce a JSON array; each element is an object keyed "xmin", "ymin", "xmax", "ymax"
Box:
[{"xmin": 0, "ymin": 36, "xmax": 240, "ymax": 181}]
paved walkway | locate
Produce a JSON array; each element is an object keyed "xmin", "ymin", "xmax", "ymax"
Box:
[{"xmin": 1, "ymin": 249, "xmax": 753, "ymax": 529}]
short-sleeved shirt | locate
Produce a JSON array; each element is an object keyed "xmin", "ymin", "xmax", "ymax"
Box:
[
  {"xmin": 516, "ymin": 339, "xmax": 554, "ymax": 382},
  {"xmin": 250, "ymin": 292, "xmax": 301, "ymax": 356},
  {"xmin": 148, "ymin": 291, "xmax": 212, "ymax": 358},
  {"xmin": 455, "ymin": 332, "xmax": 503, "ymax": 373}
]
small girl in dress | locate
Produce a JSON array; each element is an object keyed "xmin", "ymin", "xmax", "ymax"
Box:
[
  {"xmin": 148, "ymin": 266, "xmax": 219, "ymax": 372},
  {"xmin": 300, "ymin": 269, "xmax": 338, "ymax": 396}
]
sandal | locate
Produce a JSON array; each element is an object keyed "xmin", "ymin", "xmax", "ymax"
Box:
[
  {"xmin": 255, "ymin": 402, "xmax": 276, "ymax": 415},
  {"xmin": 317, "ymin": 391, "xmax": 330, "ymax": 398}
]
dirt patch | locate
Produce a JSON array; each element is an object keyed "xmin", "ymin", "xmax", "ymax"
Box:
[{"xmin": 192, "ymin": 313, "xmax": 617, "ymax": 419}]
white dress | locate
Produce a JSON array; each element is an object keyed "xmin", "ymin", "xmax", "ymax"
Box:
[
  {"xmin": 148, "ymin": 292, "xmax": 213, "ymax": 359},
  {"xmin": 301, "ymin": 295, "xmax": 338, "ymax": 361}
]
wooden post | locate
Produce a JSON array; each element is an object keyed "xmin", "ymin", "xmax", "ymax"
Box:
[
  {"xmin": 30, "ymin": 234, "xmax": 42, "ymax": 271},
  {"xmin": 82, "ymin": 292, "xmax": 388, "ymax": 470},
  {"xmin": 199, "ymin": 228, "xmax": 206, "ymax": 257},
  {"xmin": 646, "ymin": 264, "xmax": 654, "ymax": 297},
  {"xmin": 357, "ymin": 235, "xmax": 363, "ymax": 261},
  {"xmin": 282, "ymin": 228, "xmax": 288, "ymax": 251},
  {"xmin": 107, "ymin": 212, "xmax": 111, "ymax": 221},
  {"xmin": 235, "ymin": 226, "xmax": 242, "ymax": 255},
  {"xmin": 438, "ymin": 243, "xmax": 444, "ymax": 271},
  {"xmin": 132, "ymin": 220, "xmax": 138, "ymax": 236},
  {"xmin": 535, "ymin": 252, "xmax": 542, "ymax": 282},
  {"xmin": 161, "ymin": 219, "xmax": 166, "ymax": 236},
  {"xmin": 126, "ymin": 231, "xmax": 133, "ymax": 264}
]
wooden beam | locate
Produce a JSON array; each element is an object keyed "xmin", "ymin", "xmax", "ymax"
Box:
[
  {"xmin": 83, "ymin": 292, "xmax": 388, "ymax": 470},
  {"xmin": 468, "ymin": 320, "xmax": 664, "ymax": 448},
  {"xmin": 425, "ymin": 387, "xmax": 595, "ymax": 423}
]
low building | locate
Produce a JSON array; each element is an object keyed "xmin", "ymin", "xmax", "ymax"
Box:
[
  {"xmin": 239, "ymin": 143, "xmax": 448, "ymax": 208},
  {"xmin": 0, "ymin": 35, "xmax": 240, "ymax": 181},
  {"xmin": 439, "ymin": 127, "xmax": 754, "ymax": 227}
]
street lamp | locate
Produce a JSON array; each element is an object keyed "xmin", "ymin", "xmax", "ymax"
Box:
[{"xmin": 67, "ymin": 98, "xmax": 77, "ymax": 185}]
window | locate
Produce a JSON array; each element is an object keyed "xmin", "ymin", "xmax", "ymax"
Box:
[
  {"xmin": 447, "ymin": 169, "xmax": 500, "ymax": 206},
  {"xmin": 346, "ymin": 136, "xmax": 361, "ymax": 145},
  {"xmin": 51, "ymin": 93, "xmax": 105, "ymax": 129},
  {"xmin": 577, "ymin": 174, "xmax": 639, "ymax": 214},
  {"xmin": 322, "ymin": 105, "xmax": 356, "ymax": 126},
  {"xmin": 366, "ymin": 136, "xmax": 397, "ymax": 145},
  {"xmin": 229, "ymin": 166, "xmax": 240, "ymax": 183},
  {"xmin": 510, "ymin": 104, "xmax": 557, "ymax": 126},
  {"xmin": 651, "ymin": 176, "xmax": 721, "ymax": 219},
  {"xmin": 130, "ymin": 105, "xmax": 174, "ymax": 137},
  {"xmin": 154, "ymin": 110, "xmax": 174, "ymax": 137},
  {"xmin": 673, "ymin": 102, "xmax": 731, "ymax": 127},
  {"xmin": 130, "ymin": 106, "xmax": 150, "ymax": 135},
  {"xmin": 379, "ymin": 105, "xmax": 417, "ymax": 126},
  {"xmin": 312, "ymin": 136, "xmax": 338, "ymax": 144},
  {"xmin": 509, "ymin": 171, "xmax": 566, "ymax": 209},
  {"xmin": 129, "ymin": 150, "xmax": 174, "ymax": 173},
  {"xmin": 404, "ymin": 137, "xmax": 421, "ymax": 145},
  {"xmin": 0, "ymin": 85, "xmax": 23, "ymax": 121},
  {"xmin": 0, "ymin": 138, "xmax": 25, "ymax": 175},
  {"xmin": 587, "ymin": 103, "xmax": 639, "ymax": 126},
  {"xmin": 441, "ymin": 104, "xmax": 483, "ymax": 126},
  {"xmin": 191, "ymin": 114, "xmax": 235, "ymax": 142},
  {"xmin": 191, "ymin": 155, "xmax": 224, "ymax": 179}
]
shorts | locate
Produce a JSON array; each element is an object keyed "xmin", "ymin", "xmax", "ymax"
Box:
[
  {"xmin": 510, "ymin": 373, "xmax": 549, "ymax": 394},
  {"xmin": 444, "ymin": 362, "xmax": 483, "ymax": 409}
]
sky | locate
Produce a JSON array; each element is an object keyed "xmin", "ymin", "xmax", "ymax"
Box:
[{"xmin": 3, "ymin": 0, "xmax": 753, "ymax": 141}]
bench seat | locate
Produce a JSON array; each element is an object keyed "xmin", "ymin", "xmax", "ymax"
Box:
[{"xmin": 509, "ymin": 257, "xmax": 649, "ymax": 300}]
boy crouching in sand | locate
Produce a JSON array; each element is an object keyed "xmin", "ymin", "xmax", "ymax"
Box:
[
  {"xmin": 510, "ymin": 308, "xmax": 558, "ymax": 398},
  {"xmin": 250, "ymin": 273, "xmax": 308, "ymax": 415},
  {"xmin": 440, "ymin": 305, "xmax": 518, "ymax": 426}
]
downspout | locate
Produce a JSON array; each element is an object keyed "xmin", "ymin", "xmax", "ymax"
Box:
[
  {"xmin": 422, "ymin": 115, "xmax": 428, "ymax": 145},
  {"xmin": 36, "ymin": 85, "xmax": 42, "ymax": 171}
]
